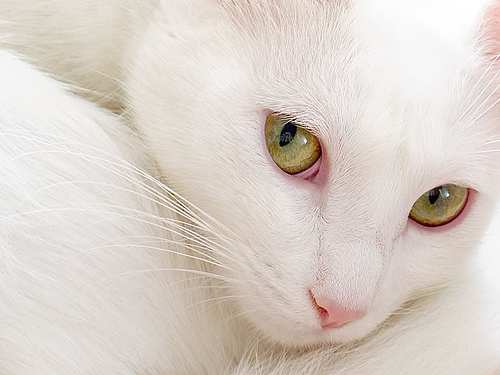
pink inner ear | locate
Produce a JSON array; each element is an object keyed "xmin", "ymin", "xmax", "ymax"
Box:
[{"xmin": 481, "ymin": 1, "xmax": 500, "ymax": 58}]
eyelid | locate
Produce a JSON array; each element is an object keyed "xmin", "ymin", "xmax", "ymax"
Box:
[{"xmin": 293, "ymin": 157, "xmax": 322, "ymax": 180}]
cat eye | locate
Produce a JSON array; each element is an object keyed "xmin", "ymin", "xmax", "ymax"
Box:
[
  {"xmin": 409, "ymin": 184, "xmax": 469, "ymax": 227},
  {"xmin": 265, "ymin": 113, "xmax": 321, "ymax": 175}
]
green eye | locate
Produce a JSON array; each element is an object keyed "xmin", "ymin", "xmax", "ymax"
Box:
[
  {"xmin": 265, "ymin": 114, "xmax": 321, "ymax": 175},
  {"xmin": 409, "ymin": 184, "xmax": 469, "ymax": 227}
]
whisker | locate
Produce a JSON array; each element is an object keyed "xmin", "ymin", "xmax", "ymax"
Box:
[
  {"xmin": 223, "ymin": 308, "xmax": 260, "ymax": 325},
  {"xmin": 84, "ymin": 243, "xmax": 230, "ymax": 271},
  {"xmin": 459, "ymin": 54, "xmax": 500, "ymax": 121},
  {"xmin": 1, "ymin": 129, "xmax": 236, "ymax": 229},
  {"xmin": 85, "ymin": 234, "xmax": 224, "ymax": 264},
  {"xmin": 481, "ymin": 139, "xmax": 500, "ymax": 146},
  {"xmin": 182, "ymin": 283, "xmax": 232, "ymax": 294},
  {"xmin": 468, "ymin": 80, "xmax": 500, "ymax": 118},
  {"xmin": 3, "ymin": 128, "xmax": 244, "ymax": 250},
  {"xmin": 1, "ymin": 128, "xmax": 227, "ymax": 227},
  {"xmin": 182, "ymin": 294, "xmax": 242, "ymax": 312},
  {"xmin": 477, "ymin": 149, "xmax": 500, "ymax": 154},
  {"xmin": 470, "ymin": 92, "xmax": 500, "ymax": 124},
  {"xmin": 5, "ymin": 203, "xmax": 239, "ymax": 262},
  {"xmin": 99, "ymin": 267, "xmax": 243, "ymax": 285},
  {"xmin": 2, "ymin": 127, "xmax": 257, "ymax": 288},
  {"xmin": 165, "ymin": 275, "xmax": 231, "ymax": 291}
]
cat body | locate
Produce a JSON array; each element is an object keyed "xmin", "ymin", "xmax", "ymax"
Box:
[{"xmin": 0, "ymin": 0, "xmax": 500, "ymax": 373}]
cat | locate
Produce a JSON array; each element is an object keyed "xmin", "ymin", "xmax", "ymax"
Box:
[{"xmin": 0, "ymin": 0, "xmax": 500, "ymax": 373}]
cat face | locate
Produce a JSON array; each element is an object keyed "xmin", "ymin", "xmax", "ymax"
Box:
[{"xmin": 127, "ymin": 0, "xmax": 500, "ymax": 346}]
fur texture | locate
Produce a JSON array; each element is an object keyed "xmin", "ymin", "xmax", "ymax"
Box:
[{"xmin": 0, "ymin": 0, "xmax": 499, "ymax": 373}]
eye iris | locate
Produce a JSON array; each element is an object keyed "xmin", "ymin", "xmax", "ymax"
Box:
[
  {"xmin": 265, "ymin": 114, "xmax": 321, "ymax": 175},
  {"xmin": 279, "ymin": 122, "xmax": 297, "ymax": 147},
  {"xmin": 410, "ymin": 184, "xmax": 468, "ymax": 227}
]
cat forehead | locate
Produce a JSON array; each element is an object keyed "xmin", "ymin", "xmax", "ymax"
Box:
[
  {"xmin": 184, "ymin": 0, "xmax": 498, "ymax": 191},
  {"xmin": 243, "ymin": 0, "xmax": 487, "ymax": 101},
  {"xmin": 235, "ymin": 0, "xmax": 494, "ymax": 156}
]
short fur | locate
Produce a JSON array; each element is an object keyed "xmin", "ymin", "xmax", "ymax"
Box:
[{"xmin": 0, "ymin": 0, "xmax": 499, "ymax": 373}]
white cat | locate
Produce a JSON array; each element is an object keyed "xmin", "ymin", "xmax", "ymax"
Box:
[{"xmin": 0, "ymin": 0, "xmax": 499, "ymax": 374}]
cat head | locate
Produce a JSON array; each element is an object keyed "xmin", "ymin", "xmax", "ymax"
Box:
[{"xmin": 127, "ymin": 0, "xmax": 500, "ymax": 346}]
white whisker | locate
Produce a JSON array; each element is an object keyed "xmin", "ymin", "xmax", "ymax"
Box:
[
  {"xmin": 470, "ymin": 92, "xmax": 500, "ymax": 124},
  {"xmin": 1, "ymin": 128, "xmax": 249, "ymax": 258},
  {"xmin": 99, "ymin": 267, "xmax": 243, "ymax": 285},
  {"xmin": 182, "ymin": 294, "xmax": 242, "ymax": 312},
  {"xmin": 86, "ymin": 234, "xmax": 224, "ymax": 263},
  {"xmin": 85, "ymin": 243, "xmax": 230, "ymax": 271},
  {"xmin": 459, "ymin": 54, "xmax": 500, "ymax": 121}
]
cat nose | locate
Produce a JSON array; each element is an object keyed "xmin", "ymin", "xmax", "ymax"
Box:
[{"xmin": 311, "ymin": 294, "xmax": 367, "ymax": 329}]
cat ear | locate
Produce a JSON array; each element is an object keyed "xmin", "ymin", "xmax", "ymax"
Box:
[{"xmin": 480, "ymin": 1, "xmax": 500, "ymax": 59}]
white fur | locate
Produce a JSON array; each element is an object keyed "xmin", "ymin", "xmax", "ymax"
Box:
[{"xmin": 0, "ymin": 0, "xmax": 499, "ymax": 373}]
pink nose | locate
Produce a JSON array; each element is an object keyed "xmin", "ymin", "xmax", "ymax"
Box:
[{"xmin": 312, "ymin": 294, "xmax": 367, "ymax": 329}]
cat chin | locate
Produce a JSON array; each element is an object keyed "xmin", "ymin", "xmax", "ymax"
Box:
[
  {"xmin": 253, "ymin": 315, "xmax": 382, "ymax": 348},
  {"xmin": 241, "ymin": 300, "xmax": 392, "ymax": 347}
]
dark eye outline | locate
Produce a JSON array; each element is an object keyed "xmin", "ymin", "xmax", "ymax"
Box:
[{"xmin": 409, "ymin": 185, "xmax": 469, "ymax": 227}]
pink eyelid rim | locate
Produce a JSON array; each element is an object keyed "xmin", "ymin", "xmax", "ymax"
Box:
[{"xmin": 291, "ymin": 156, "xmax": 322, "ymax": 181}]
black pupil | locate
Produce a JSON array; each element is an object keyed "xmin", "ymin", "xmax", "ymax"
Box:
[
  {"xmin": 279, "ymin": 122, "xmax": 297, "ymax": 147},
  {"xmin": 428, "ymin": 187, "xmax": 441, "ymax": 205}
]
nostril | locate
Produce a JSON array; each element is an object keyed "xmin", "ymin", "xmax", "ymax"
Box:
[{"xmin": 311, "ymin": 293, "xmax": 367, "ymax": 329}]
